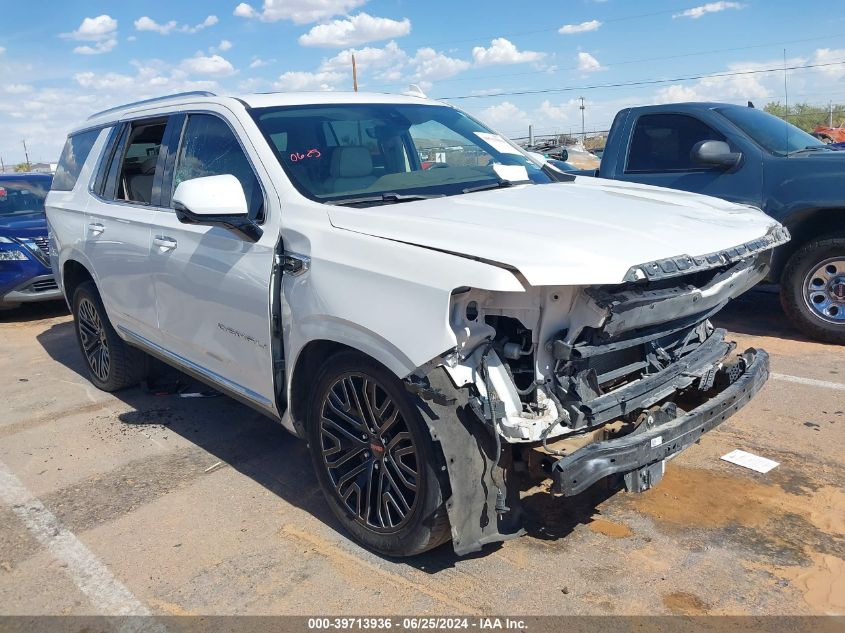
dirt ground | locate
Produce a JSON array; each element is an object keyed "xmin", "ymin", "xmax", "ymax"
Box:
[{"xmin": 0, "ymin": 288, "xmax": 842, "ymax": 617}]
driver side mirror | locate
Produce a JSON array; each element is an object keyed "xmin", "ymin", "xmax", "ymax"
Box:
[
  {"xmin": 173, "ymin": 174, "xmax": 262, "ymax": 241},
  {"xmin": 691, "ymin": 140, "xmax": 742, "ymax": 169}
]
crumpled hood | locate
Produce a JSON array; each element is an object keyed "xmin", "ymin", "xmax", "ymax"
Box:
[{"xmin": 327, "ymin": 177, "xmax": 783, "ymax": 286}]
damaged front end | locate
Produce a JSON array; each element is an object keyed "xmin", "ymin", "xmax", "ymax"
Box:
[{"xmin": 411, "ymin": 228, "xmax": 786, "ymax": 555}]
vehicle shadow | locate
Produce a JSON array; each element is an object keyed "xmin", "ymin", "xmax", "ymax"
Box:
[
  {"xmin": 37, "ymin": 319, "xmax": 620, "ymax": 572},
  {"xmin": 0, "ymin": 300, "xmax": 68, "ymax": 324},
  {"xmin": 713, "ymin": 286, "xmax": 812, "ymax": 343}
]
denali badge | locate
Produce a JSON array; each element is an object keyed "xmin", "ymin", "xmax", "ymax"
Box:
[{"xmin": 217, "ymin": 323, "xmax": 267, "ymax": 349}]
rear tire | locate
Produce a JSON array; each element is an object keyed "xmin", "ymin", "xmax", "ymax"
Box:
[
  {"xmin": 306, "ymin": 351, "xmax": 451, "ymax": 557},
  {"xmin": 780, "ymin": 234, "xmax": 845, "ymax": 344},
  {"xmin": 72, "ymin": 281, "xmax": 148, "ymax": 391}
]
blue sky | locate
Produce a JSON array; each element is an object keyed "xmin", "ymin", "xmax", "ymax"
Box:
[{"xmin": 0, "ymin": 0, "xmax": 843, "ymax": 164}]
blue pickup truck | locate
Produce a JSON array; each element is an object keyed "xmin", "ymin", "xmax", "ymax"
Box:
[{"xmin": 574, "ymin": 102, "xmax": 845, "ymax": 343}]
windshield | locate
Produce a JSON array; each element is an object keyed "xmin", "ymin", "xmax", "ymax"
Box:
[
  {"xmin": 250, "ymin": 103, "xmax": 551, "ymax": 205},
  {"xmin": 0, "ymin": 176, "xmax": 51, "ymax": 217},
  {"xmin": 716, "ymin": 106, "xmax": 825, "ymax": 155}
]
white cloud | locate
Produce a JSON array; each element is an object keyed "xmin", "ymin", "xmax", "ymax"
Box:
[
  {"xmin": 74, "ymin": 39, "xmax": 118, "ymax": 55},
  {"xmin": 64, "ymin": 15, "xmax": 118, "ymax": 41},
  {"xmin": 673, "ymin": 2, "xmax": 745, "ymax": 19},
  {"xmin": 472, "ymin": 38, "xmax": 545, "ymax": 67},
  {"xmin": 4, "ymin": 84, "xmax": 33, "ymax": 94},
  {"xmin": 181, "ymin": 54, "xmax": 236, "ymax": 77},
  {"xmin": 233, "ymin": 0, "xmax": 366, "ymax": 25},
  {"xmin": 410, "ymin": 47, "xmax": 470, "ymax": 82},
  {"xmin": 274, "ymin": 70, "xmax": 344, "ymax": 91},
  {"xmin": 62, "ymin": 14, "xmax": 119, "ymax": 54},
  {"xmin": 478, "ymin": 101, "xmax": 530, "ymax": 132},
  {"xmin": 218, "ymin": 40, "xmax": 233, "ymax": 51},
  {"xmin": 249, "ymin": 57, "xmax": 273, "ymax": 68},
  {"xmin": 299, "ymin": 13, "xmax": 411, "ymax": 48},
  {"xmin": 812, "ymin": 48, "xmax": 845, "ymax": 79},
  {"xmin": 135, "ymin": 15, "xmax": 218, "ymax": 35},
  {"xmin": 134, "ymin": 16, "xmax": 178, "ymax": 34},
  {"xmin": 537, "ymin": 99, "xmax": 577, "ymax": 124},
  {"xmin": 0, "ymin": 47, "xmax": 6, "ymax": 55},
  {"xmin": 558, "ymin": 20, "xmax": 602, "ymax": 35},
  {"xmin": 577, "ymin": 51, "xmax": 605, "ymax": 73},
  {"xmin": 233, "ymin": 3, "xmax": 256, "ymax": 18},
  {"xmin": 319, "ymin": 41, "xmax": 408, "ymax": 74}
]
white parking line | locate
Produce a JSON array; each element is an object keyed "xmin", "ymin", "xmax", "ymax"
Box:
[
  {"xmin": 771, "ymin": 372, "xmax": 845, "ymax": 392},
  {"xmin": 0, "ymin": 459, "xmax": 153, "ymax": 620}
]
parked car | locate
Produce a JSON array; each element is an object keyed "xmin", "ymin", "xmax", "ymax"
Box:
[
  {"xmin": 48, "ymin": 91, "xmax": 785, "ymax": 557},
  {"xmin": 812, "ymin": 125, "xmax": 845, "ymax": 144},
  {"xmin": 0, "ymin": 173, "xmax": 62, "ymax": 309},
  {"xmin": 573, "ymin": 103, "xmax": 845, "ymax": 343}
]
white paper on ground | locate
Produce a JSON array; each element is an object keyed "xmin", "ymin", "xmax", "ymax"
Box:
[{"xmin": 720, "ymin": 449, "xmax": 779, "ymax": 473}]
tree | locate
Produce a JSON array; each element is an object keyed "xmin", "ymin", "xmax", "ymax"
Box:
[
  {"xmin": 13, "ymin": 162, "xmax": 31, "ymax": 172},
  {"xmin": 764, "ymin": 102, "xmax": 845, "ymax": 133}
]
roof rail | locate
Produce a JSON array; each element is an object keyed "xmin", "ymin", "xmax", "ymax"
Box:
[{"xmin": 87, "ymin": 91, "xmax": 217, "ymax": 121}]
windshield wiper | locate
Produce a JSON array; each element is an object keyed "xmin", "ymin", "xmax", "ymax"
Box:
[
  {"xmin": 789, "ymin": 145, "xmax": 836, "ymax": 155},
  {"xmin": 462, "ymin": 179, "xmax": 523, "ymax": 194},
  {"xmin": 326, "ymin": 192, "xmax": 445, "ymax": 207}
]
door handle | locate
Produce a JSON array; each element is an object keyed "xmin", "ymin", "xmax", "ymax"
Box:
[
  {"xmin": 87, "ymin": 222, "xmax": 105, "ymax": 236},
  {"xmin": 153, "ymin": 236, "xmax": 178, "ymax": 251}
]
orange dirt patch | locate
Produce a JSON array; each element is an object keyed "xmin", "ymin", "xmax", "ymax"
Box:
[
  {"xmin": 663, "ymin": 591, "xmax": 711, "ymax": 615},
  {"xmin": 587, "ymin": 518, "xmax": 633, "ymax": 539}
]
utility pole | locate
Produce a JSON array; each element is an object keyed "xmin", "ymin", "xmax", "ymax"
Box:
[
  {"xmin": 579, "ymin": 97, "xmax": 586, "ymax": 145},
  {"xmin": 22, "ymin": 140, "xmax": 30, "ymax": 170},
  {"xmin": 528, "ymin": 124, "xmax": 533, "ymax": 147},
  {"xmin": 351, "ymin": 54, "xmax": 358, "ymax": 92}
]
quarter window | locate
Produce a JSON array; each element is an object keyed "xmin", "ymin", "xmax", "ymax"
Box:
[
  {"xmin": 173, "ymin": 114, "xmax": 263, "ymax": 220},
  {"xmin": 626, "ymin": 114, "xmax": 726, "ymax": 172},
  {"xmin": 52, "ymin": 129, "xmax": 101, "ymax": 191}
]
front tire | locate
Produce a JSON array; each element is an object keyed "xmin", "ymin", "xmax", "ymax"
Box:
[
  {"xmin": 72, "ymin": 281, "xmax": 148, "ymax": 391},
  {"xmin": 780, "ymin": 234, "xmax": 845, "ymax": 344},
  {"xmin": 306, "ymin": 351, "xmax": 451, "ymax": 556}
]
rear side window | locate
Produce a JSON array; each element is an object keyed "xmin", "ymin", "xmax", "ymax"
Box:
[
  {"xmin": 112, "ymin": 119, "xmax": 168, "ymax": 205},
  {"xmin": 52, "ymin": 129, "xmax": 100, "ymax": 191},
  {"xmin": 173, "ymin": 114, "xmax": 264, "ymax": 220},
  {"xmin": 626, "ymin": 114, "xmax": 726, "ymax": 173}
]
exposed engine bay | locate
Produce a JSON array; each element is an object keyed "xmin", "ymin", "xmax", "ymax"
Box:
[{"xmin": 437, "ymin": 249, "xmax": 770, "ymax": 447}]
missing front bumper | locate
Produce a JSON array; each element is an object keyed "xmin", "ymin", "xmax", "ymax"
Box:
[{"xmin": 550, "ymin": 347, "xmax": 769, "ymax": 496}]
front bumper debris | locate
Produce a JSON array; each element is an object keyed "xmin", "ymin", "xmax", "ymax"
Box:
[{"xmin": 551, "ymin": 347, "xmax": 768, "ymax": 496}]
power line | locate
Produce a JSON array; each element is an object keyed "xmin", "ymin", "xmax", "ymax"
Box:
[
  {"xmin": 393, "ymin": 32, "xmax": 845, "ymax": 89},
  {"xmin": 437, "ymin": 59, "xmax": 845, "ymax": 101}
]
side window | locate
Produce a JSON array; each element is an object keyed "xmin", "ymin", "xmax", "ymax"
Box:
[
  {"xmin": 109, "ymin": 119, "xmax": 168, "ymax": 204},
  {"xmin": 626, "ymin": 114, "xmax": 726, "ymax": 172},
  {"xmin": 52, "ymin": 129, "xmax": 101, "ymax": 191},
  {"xmin": 173, "ymin": 114, "xmax": 263, "ymax": 221}
]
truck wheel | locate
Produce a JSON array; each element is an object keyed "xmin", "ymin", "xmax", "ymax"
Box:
[
  {"xmin": 72, "ymin": 281, "xmax": 148, "ymax": 391},
  {"xmin": 307, "ymin": 351, "xmax": 451, "ymax": 557},
  {"xmin": 780, "ymin": 234, "xmax": 845, "ymax": 344}
]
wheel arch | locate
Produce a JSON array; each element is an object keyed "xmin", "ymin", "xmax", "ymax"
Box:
[
  {"xmin": 62, "ymin": 259, "xmax": 95, "ymax": 308},
  {"xmin": 773, "ymin": 208, "xmax": 845, "ymax": 282}
]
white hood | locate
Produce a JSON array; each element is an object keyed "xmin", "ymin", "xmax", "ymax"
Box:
[{"xmin": 327, "ymin": 177, "xmax": 783, "ymax": 287}]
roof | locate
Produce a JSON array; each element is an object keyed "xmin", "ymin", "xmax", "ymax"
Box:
[
  {"xmin": 0, "ymin": 172, "xmax": 52, "ymax": 180},
  {"xmin": 82, "ymin": 90, "xmax": 443, "ymax": 130}
]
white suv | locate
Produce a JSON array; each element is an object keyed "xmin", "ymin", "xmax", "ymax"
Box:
[{"xmin": 47, "ymin": 91, "xmax": 788, "ymax": 557}]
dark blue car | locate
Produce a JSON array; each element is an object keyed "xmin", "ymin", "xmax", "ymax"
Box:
[{"xmin": 0, "ymin": 173, "xmax": 62, "ymax": 309}]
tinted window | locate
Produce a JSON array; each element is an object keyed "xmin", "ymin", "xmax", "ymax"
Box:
[
  {"xmin": 114, "ymin": 119, "xmax": 167, "ymax": 204},
  {"xmin": 173, "ymin": 114, "xmax": 263, "ymax": 220},
  {"xmin": 627, "ymin": 114, "xmax": 726, "ymax": 172},
  {"xmin": 52, "ymin": 129, "xmax": 100, "ymax": 191},
  {"xmin": 0, "ymin": 177, "xmax": 52, "ymax": 216}
]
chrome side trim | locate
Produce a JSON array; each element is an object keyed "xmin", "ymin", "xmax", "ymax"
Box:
[{"xmin": 118, "ymin": 326, "xmax": 279, "ymax": 417}]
